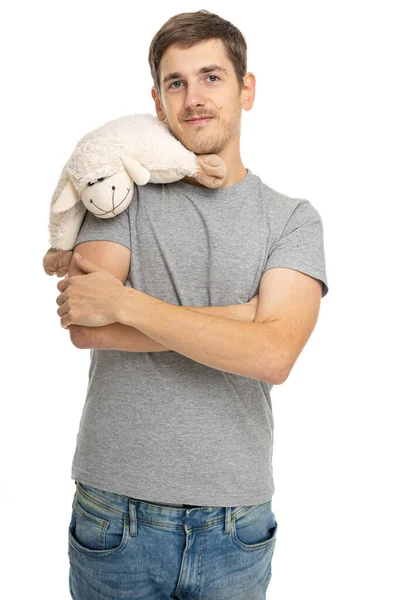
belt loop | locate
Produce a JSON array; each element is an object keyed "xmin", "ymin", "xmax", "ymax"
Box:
[
  {"xmin": 129, "ymin": 500, "xmax": 138, "ymax": 536},
  {"xmin": 224, "ymin": 506, "xmax": 232, "ymax": 535}
]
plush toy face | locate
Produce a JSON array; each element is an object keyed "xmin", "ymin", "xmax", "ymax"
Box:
[{"xmin": 80, "ymin": 170, "xmax": 134, "ymax": 219}]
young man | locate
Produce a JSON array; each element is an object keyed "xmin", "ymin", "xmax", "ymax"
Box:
[{"xmin": 49, "ymin": 10, "xmax": 329, "ymax": 599}]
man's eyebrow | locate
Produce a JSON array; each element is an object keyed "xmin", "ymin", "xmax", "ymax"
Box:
[{"xmin": 162, "ymin": 64, "xmax": 229, "ymax": 85}]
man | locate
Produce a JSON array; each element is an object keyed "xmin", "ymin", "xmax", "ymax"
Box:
[{"xmin": 45, "ymin": 10, "xmax": 329, "ymax": 599}]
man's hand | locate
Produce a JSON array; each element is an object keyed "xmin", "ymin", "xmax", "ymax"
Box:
[
  {"xmin": 43, "ymin": 247, "xmax": 73, "ymax": 277},
  {"xmin": 56, "ymin": 254, "xmax": 125, "ymax": 328}
]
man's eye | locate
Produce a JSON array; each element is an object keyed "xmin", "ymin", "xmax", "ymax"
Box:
[
  {"xmin": 168, "ymin": 75, "xmax": 220, "ymax": 90},
  {"xmin": 97, "ymin": 177, "xmax": 104, "ymax": 181},
  {"xmin": 206, "ymin": 75, "xmax": 220, "ymax": 83}
]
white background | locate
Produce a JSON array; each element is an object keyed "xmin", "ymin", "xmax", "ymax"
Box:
[{"xmin": 1, "ymin": 0, "xmax": 398, "ymax": 598}]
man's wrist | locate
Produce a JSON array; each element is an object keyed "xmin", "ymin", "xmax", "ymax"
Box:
[
  {"xmin": 116, "ymin": 286, "xmax": 164, "ymax": 328},
  {"xmin": 115, "ymin": 286, "xmax": 133, "ymax": 325}
]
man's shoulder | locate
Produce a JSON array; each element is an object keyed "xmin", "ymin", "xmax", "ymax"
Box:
[{"xmin": 252, "ymin": 174, "xmax": 307, "ymax": 214}]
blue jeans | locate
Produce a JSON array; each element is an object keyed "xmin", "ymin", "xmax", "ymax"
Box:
[{"xmin": 68, "ymin": 481, "xmax": 278, "ymax": 599}]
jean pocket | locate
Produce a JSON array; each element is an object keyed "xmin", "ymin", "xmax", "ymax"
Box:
[
  {"xmin": 231, "ymin": 501, "xmax": 278, "ymax": 552},
  {"xmin": 68, "ymin": 494, "xmax": 129, "ymax": 558}
]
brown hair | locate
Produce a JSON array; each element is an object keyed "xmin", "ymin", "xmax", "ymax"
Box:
[{"xmin": 148, "ymin": 10, "xmax": 247, "ymax": 97}]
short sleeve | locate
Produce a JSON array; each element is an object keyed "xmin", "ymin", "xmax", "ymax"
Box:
[
  {"xmin": 73, "ymin": 207, "xmax": 131, "ymax": 252},
  {"xmin": 263, "ymin": 199, "xmax": 329, "ymax": 298}
]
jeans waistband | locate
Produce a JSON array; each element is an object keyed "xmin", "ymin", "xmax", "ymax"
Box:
[
  {"xmin": 73, "ymin": 481, "xmax": 252, "ymax": 536},
  {"xmin": 137, "ymin": 500, "xmax": 203, "ymax": 508}
]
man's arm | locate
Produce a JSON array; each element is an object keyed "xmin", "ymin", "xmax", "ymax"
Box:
[
  {"xmin": 67, "ymin": 241, "xmax": 257, "ymax": 351},
  {"xmin": 67, "ymin": 240, "xmax": 132, "ymax": 348},
  {"xmin": 78, "ymin": 303, "xmax": 257, "ymax": 351},
  {"xmin": 104, "ymin": 266, "xmax": 323, "ymax": 385}
]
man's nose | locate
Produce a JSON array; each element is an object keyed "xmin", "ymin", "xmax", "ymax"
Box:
[{"xmin": 184, "ymin": 84, "xmax": 206, "ymax": 110}]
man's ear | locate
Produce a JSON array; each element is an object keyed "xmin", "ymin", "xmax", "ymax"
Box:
[
  {"xmin": 240, "ymin": 72, "xmax": 256, "ymax": 112},
  {"xmin": 151, "ymin": 87, "xmax": 166, "ymax": 122}
]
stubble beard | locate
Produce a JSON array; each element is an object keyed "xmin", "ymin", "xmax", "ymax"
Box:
[{"xmin": 165, "ymin": 110, "xmax": 241, "ymax": 155}]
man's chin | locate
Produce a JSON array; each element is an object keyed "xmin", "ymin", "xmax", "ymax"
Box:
[
  {"xmin": 167, "ymin": 126, "xmax": 220, "ymax": 155},
  {"xmin": 180, "ymin": 138, "xmax": 219, "ymax": 155}
]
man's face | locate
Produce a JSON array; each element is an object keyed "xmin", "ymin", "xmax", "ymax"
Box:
[{"xmin": 152, "ymin": 38, "xmax": 247, "ymax": 155}]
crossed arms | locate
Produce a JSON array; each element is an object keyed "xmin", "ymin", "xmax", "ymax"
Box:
[{"xmin": 62, "ymin": 239, "xmax": 322, "ymax": 384}]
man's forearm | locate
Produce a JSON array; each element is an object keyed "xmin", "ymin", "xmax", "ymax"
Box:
[
  {"xmin": 115, "ymin": 288, "xmax": 282, "ymax": 383},
  {"xmin": 79, "ymin": 303, "xmax": 255, "ymax": 352}
]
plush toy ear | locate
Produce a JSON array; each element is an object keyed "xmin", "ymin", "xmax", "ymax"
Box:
[
  {"xmin": 119, "ymin": 153, "xmax": 151, "ymax": 186},
  {"xmin": 51, "ymin": 180, "xmax": 80, "ymax": 213}
]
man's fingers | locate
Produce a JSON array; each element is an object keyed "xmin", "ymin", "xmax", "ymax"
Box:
[
  {"xmin": 60, "ymin": 315, "xmax": 70, "ymax": 329},
  {"xmin": 56, "ymin": 291, "xmax": 68, "ymax": 306},
  {"xmin": 57, "ymin": 278, "xmax": 69, "ymax": 292}
]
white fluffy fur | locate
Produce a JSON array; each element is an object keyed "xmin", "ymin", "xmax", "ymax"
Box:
[{"xmin": 48, "ymin": 114, "xmax": 199, "ymax": 250}]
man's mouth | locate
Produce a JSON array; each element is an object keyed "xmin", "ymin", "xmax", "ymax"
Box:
[{"xmin": 185, "ymin": 117, "xmax": 213, "ymax": 126}]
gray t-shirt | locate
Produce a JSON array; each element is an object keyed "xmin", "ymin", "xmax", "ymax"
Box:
[{"xmin": 71, "ymin": 168, "xmax": 329, "ymax": 507}]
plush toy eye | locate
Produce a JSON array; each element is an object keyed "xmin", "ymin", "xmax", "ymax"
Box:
[{"xmin": 87, "ymin": 177, "xmax": 104, "ymax": 187}]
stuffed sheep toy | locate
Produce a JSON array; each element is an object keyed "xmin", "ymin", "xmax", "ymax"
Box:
[{"xmin": 43, "ymin": 113, "xmax": 226, "ymax": 276}]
